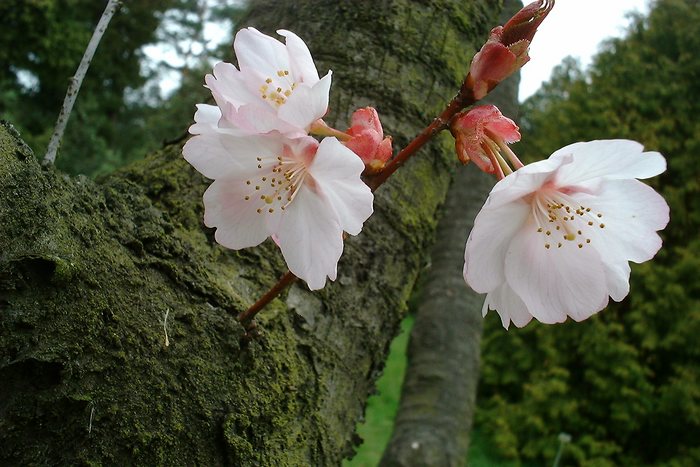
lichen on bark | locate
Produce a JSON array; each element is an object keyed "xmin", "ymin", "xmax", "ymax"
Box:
[{"xmin": 0, "ymin": 1, "xmax": 499, "ymax": 464}]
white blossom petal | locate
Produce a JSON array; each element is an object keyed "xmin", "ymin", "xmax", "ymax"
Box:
[
  {"xmin": 183, "ymin": 133, "xmax": 282, "ymax": 180},
  {"xmin": 278, "ymin": 72, "xmax": 332, "ymax": 131},
  {"xmin": 308, "ymin": 137, "xmax": 373, "ymax": 235},
  {"xmin": 552, "ymin": 139, "xmax": 667, "ymax": 186},
  {"xmin": 205, "ymin": 62, "xmax": 259, "ymax": 109},
  {"xmin": 277, "ymin": 29, "xmax": 320, "ymax": 83},
  {"xmin": 226, "ymin": 103, "xmax": 307, "ymax": 138},
  {"xmin": 203, "ymin": 177, "xmax": 277, "ymax": 250},
  {"xmin": 505, "ymin": 219, "xmax": 609, "ymax": 323},
  {"xmin": 483, "ymin": 282, "xmax": 533, "ymax": 329},
  {"xmin": 581, "ymin": 179, "xmax": 669, "ymax": 264},
  {"xmin": 486, "ymin": 154, "xmax": 570, "ymax": 209},
  {"xmin": 275, "ymin": 184, "xmax": 343, "ymax": 290},
  {"xmin": 189, "ymin": 104, "xmax": 222, "ymax": 135},
  {"xmin": 464, "ymin": 200, "xmax": 530, "ymax": 293},
  {"xmin": 234, "ymin": 27, "xmax": 290, "ymax": 78}
]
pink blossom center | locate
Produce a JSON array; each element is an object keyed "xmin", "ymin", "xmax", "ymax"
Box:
[
  {"xmin": 243, "ymin": 152, "xmax": 310, "ymax": 214},
  {"xmin": 530, "ymin": 186, "xmax": 607, "ymax": 250},
  {"xmin": 258, "ymin": 69, "xmax": 298, "ymax": 108}
]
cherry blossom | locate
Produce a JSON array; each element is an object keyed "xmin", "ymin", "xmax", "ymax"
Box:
[
  {"xmin": 205, "ymin": 27, "xmax": 332, "ymax": 138},
  {"xmin": 183, "ymin": 105, "xmax": 374, "ymax": 290},
  {"xmin": 463, "ymin": 140, "xmax": 669, "ymax": 328},
  {"xmin": 469, "ymin": 0, "xmax": 554, "ymax": 99},
  {"xmin": 343, "ymin": 107, "xmax": 393, "ymax": 174},
  {"xmin": 450, "ymin": 105, "xmax": 521, "ymax": 175}
]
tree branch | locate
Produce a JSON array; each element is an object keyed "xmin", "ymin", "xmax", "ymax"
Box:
[{"xmin": 43, "ymin": 0, "xmax": 121, "ymax": 166}]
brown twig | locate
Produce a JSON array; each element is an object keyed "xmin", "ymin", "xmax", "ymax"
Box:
[{"xmin": 237, "ymin": 271, "xmax": 298, "ymax": 333}]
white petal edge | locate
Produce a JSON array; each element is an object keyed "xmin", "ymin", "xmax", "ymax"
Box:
[
  {"xmin": 183, "ymin": 133, "xmax": 283, "ymax": 180},
  {"xmin": 551, "ymin": 139, "xmax": 667, "ymax": 186},
  {"xmin": 486, "ymin": 154, "xmax": 571, "ymax": 209},
  {"xmin": 483, "ymin": 282, "xmax": 533, "ymax": 329},
  {"xmin": 275, "ymin": 184, "xmax": 343, "ymax": 290},
  {"xmin": 278, "ymin": 72, "xmax": 332, "ymax": 131},
  {"xmin": 203, "ymin": 177, "xmax": 274, "ymax": 250},
  {"xmin": 234, "ymin": 27, "xmax": 290, "ymax": 79},
  {"xmin": 504, "ymin": 220, "xmax": 609, "ymax": 324},
  {"xmin": 464, "ymin": 199, "xmax": 530, "ymax": 293},
  {"xmin": 277, "ymin": 29, "xmax": 320, "ymax": 83},
  {"xmin": 206, "ymin": 62, "xmax": 259, "ymax": 109},
  {"xmin": 308, "ymin": 137, "xmax": 373, "ymax": 236}
]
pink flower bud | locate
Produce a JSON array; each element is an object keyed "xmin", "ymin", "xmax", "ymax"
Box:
[
  {"xmin": 469, "ymin": 0, "xmax": 554, "ymax": 99},
  {"xmin": 344, "ymin": 107, "xmax": 393, "ymax": 174},
  {"xmin": 450, "ymin": 105, "xmax": 521, "ymax": 176}
]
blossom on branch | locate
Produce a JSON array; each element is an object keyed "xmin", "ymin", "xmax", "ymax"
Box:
[
  {"xmin": 463, "ymin": 140, "xmax": 669, "ymax": 328},
  {"xmin": 343, "ymin": 107, "xmax": 393, "ymax": 174},
  {"xmin": 205, "ymin": 27, "xmax": 332, "ymax": 138},
  {"xmin": 184, "ymin": 106, "xmax": 374, "ymax": 290},
  {"xmin": 469, "ymin": 0, "xmax": 554, "ymax": 99},
  {"xmin": 450, "ymin": 105, "xmax": 521, "ymax": 176}
]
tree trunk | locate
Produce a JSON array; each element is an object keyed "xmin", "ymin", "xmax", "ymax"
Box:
[
  {"xmin": 380, "ymin": 1, "xmax": 523, "ymax": 465},
  {"xmin": 0, "ymin": 1, "xmax": 498, "ymax": 465}
]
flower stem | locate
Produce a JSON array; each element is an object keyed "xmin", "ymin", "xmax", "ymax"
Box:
[{"xmin": 237, "ymin": 271, "xmax": 298, "ymax": 331}]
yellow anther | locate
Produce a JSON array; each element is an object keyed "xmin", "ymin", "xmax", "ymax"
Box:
[{"xmin": 564, "ymin": 233, "xmax": 576, "ymax": 241}]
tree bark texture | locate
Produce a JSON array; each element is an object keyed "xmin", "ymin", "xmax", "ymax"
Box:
[
  {"xmin": 0, "ymin": 1, "xmax": 498, "ymax": 465},
  {"xmin": 380, "ymin": 1, "xmax": 523, "ymax": 465}
]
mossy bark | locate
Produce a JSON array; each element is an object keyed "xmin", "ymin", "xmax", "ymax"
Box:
[{"xmin": 0, "ymin": 1, "xmax": 498, "ymax": 465}]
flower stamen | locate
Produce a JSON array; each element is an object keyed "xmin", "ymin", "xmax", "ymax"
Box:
[
  {"xmin": 532, "ymin": 189, "xmax": 604, "ymax": 250},
  {"xmin": 242, "ymin": 154, "xmax": 309, "ymax": 214}
]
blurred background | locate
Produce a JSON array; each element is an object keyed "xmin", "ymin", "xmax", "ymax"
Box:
[{"xmin": 1, "ymin": 1, "xmax": 697, "ymax": 465}]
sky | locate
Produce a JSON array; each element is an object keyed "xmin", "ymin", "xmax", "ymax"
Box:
[{"xmin": 519, "ymin": 0, "xmax": 650, "ymax": 100}]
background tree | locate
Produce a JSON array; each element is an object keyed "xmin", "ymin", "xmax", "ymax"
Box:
[
  {"xmin": 475, "ymin": 0, "xmax": 700, "ymax": 464},
  {"xmin": 0, "ymin": 1, "xmax": 502, "ymax": 464},
  {"xmin": 380, "ymin": 1, "xmax": 522, "ymax": 465},
  {"xmin": 0, "ymin": 0, "xmax": 175, "ymax": 174},
  {"xmin": 0, "ymin": 0, "xmax": 242, "ymax": 176}
]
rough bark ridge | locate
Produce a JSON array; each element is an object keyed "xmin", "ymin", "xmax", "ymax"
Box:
[
  {"xmin": 380, "ymin": 2, "xmax": 523, "ymax": 464},
  {"xmin": 0, "ymin": 1, "xmax": 497, "ymax": 465}
]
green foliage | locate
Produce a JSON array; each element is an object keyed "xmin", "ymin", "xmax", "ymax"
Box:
[
  {"xmin": 476, "ymin": 1, "xmax": 700, "ymax": 465},
  {"xmin": 0, "ymin": 0, "xmax": 242, "ymax": 177},
  {"xmin": 0, "ymin": 0, "xmax": 178, "ymax": 174}
]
